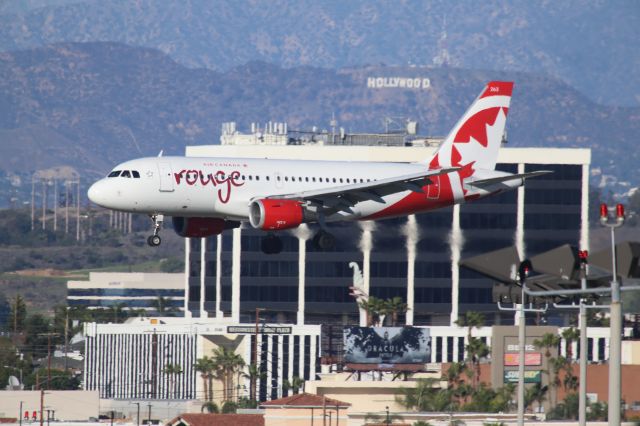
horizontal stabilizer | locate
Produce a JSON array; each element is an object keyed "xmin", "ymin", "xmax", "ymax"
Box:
[{"xmin": 467, "ymin": 170, "xmax": 552, "ymax": 187}]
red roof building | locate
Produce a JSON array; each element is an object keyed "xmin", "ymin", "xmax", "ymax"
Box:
[{"xmin": 166, "ymin": 413, "xmax": 264, "ymax": 426}]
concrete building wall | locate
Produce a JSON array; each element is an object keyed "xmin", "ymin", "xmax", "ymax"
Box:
[{"xmin": 0, "ymin": 391, "xmax": 99, "ymax": 422}]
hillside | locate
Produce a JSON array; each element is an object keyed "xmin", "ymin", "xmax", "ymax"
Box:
[
  {"xmin": 1, "ymin": 42, "xmax": 639, "ymax": 204},
  {"xmin": 0, "ymin": 0, "xmax": 638, "ymax": 106}
]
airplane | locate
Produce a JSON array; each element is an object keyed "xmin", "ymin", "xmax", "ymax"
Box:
[{"xmin": 88, "ymin": 81, "xmax": 549, "ymax": 254}]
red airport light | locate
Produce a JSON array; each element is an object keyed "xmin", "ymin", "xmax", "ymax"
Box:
[
  {"xmin": 578, "ymin": 250, "xmax": 588, "ymax": 264},
  {"xmin": 616, "ymin": 203, "xmax": 625, "ymax": 218},
  {"xmin": 600, "ymin": 203, "xmax": 608, "ymax": 219}
]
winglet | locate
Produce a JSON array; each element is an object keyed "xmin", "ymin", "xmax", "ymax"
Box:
[{"xmin": 157, "ymin": 150, "xmax": 164, "ymax": 157}]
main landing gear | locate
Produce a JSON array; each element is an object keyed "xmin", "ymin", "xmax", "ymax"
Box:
[
  {"xmin": 313, "ymin": 230, "xmax": 335, "ymax": 250},
  {"xmin": 147, "ymin": 214, "xmax": 164, "ymax": 247},
  {"xmin": 260, "ymin": 229, "xmax": 336, "ymax": 254}
]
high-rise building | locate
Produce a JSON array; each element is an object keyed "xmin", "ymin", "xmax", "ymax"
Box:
[{"xmin": 182, "ymin": 142, "xmax": 590, "ymax": 327}]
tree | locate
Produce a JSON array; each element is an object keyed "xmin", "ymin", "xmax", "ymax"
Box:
[
  {"xmin": 561, "ymin": 327, "xmax": 580, "ymax": 361},
  {"xmin": 282, "ymin": 375, "xmax": 305, "ymax": 395},
  {"xmin": 194, "ymin": 356, "xmax": 215, "ymax": 402},
  {"xmin": 456, "ymin": 311, "xmax": 486, "ymax": 387},
  {"xmin": 9, "ymin": 294, "xmax": 27, "ymax": 333},
  {"xmin": 358, "ymin": 296, "xmax": 387, "ymax": 326},
  {"xmin": 244, "ymin": 363, "xmax": 265, "ymax": 401},
  {"xmin": 152, "ymin": 296, "xmax": 176, "ymax": 316},
  {"xmin": 524, "ymin": 383, "xmax": 547, "ymax": 413},
  {"xmin": 396, "ymin": 378, "xmax": 457, "ymax": 412},
  {"xmin": 163, "ymin": 363, "xmax": 183, "ymax": 398},
  {"xmin": 534, "ymin": 333, "xmax": 561, "ymax": 408},
  {"xmin": 221, "ymin": 401, "xmax": 238, "ymax": 413},
  {"xmin": 211, "ymin": 346, "xmax": 245, "ymax": 402},
  {"xmin": 200, "ymin": 401, "xmax": 219, "ymax": 413},
  {"xmin": 385, "ymin": 297, "xmax": 408, "ymax": 326}
]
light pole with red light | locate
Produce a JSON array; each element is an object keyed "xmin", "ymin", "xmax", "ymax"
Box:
[{"xmin": 600, "ymin": 203, "xmax": 625, "ymax": 426}]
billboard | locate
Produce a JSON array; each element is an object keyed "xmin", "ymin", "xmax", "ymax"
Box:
[
  {"xmin": 343, "ymin": 327, "xmax": 430, "ymax": 364},
  {"xmin": 504, "ymin": 353, "xmax": 542, "ymax": 366},
  {"xmin": 503, "ymin": 370, "xmax": 542, "ymax": 383}
]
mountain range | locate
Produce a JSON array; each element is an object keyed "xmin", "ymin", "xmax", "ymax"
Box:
[
  {"xmin": 0, "ymin": 0, "xmax": 638, "ymax": 106},
  {"xmin": 0, "ymin": 42, "xmax": 638, "ymax": 204}
]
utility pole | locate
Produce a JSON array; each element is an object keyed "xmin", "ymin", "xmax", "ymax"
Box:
[
  {"xmin": 253, "ymin": 307, "xmax": 265, "ymax": 402},
  {"xmin": 53, "ymin": 179, "xmax": 57, "ymax": 232},
  {"xmin": 76, "ymin": 178, "xmax": 80, "ymax": 241},
  {"xmin": 497, "ymin": 259, "xmax": 546, "ymax": 426},
  {"xmin": 64, "ymin": 307, "xmax": 69, "ymax": 372},
  {"xmin": 132, "ymin": 402, "xmax": 140, "ymax": 426},
  {"xmin": 147, "ymin": 404, "xmax": 152, "ymax": 425}
]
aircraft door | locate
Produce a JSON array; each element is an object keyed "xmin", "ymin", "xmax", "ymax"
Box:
[
  {"xmin": 426, "ymin": 175, "xmax": 440, "ymax": 199},
  {"xmin": 158, "ymin": 162, "xmax": 175, "ymax": 192}
]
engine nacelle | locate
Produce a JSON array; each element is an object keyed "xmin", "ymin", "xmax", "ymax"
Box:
[
  {"xmin": 249, "ymin": 199, "xmax": 304, "ymax": 230},
  {"xmin": 172, "ymin": 217, "xmax": 227, "ymax": 238}
]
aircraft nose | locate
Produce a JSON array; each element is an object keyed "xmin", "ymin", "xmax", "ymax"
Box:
[{"xmin": 87, "ymin": 180, "xmax": 109, "ymax": 207}]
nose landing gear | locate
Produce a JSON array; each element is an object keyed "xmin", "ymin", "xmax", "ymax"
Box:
[{"xmin": 147, "ymin": 214, "xmax": 164, "ymax": 247}]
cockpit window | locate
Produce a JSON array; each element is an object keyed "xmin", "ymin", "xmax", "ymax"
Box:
[
  {"xmin": 121, "ymin": 170, "xmax": 131, "ymax": 178},
  {"xmin": 132, "ymin": 170, "xmax": 140, "ymax": 178},
  {"xmin": 108, "ymin": 171, "xmax": 121, "ymax": 178}
]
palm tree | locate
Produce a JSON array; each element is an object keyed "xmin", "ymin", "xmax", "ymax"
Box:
[
  {"xmin": 200, "ymin": 401, "xmax": 219, "ymax": 413},
  {"xmin": 534, "ymin": 332, "xmax": 561, "ymax": 408},
  {"xmin": 561, "ymin": 327, "xmax": 580, "ymax": 361},
  {"xmin": 244, "ymin": 363, "xmax": 266, "ymax": 401},
  {"xmin": 385, "ymin": 296, "xmax": 408, "ymax": 326},
  {"xmin": 282, "ymin": 375, "xmax": 305, "ymax": 395},
  {"xmin": 152, "ymin": 296, "xmax": 176, "ymax": 316},
  {"xmin": 358, "ymin": 296, "xmax": 386, "ymax": 326},
  {"xmin": 194, "ymin": 356, "xmax": 215, "ymax": 402},
  {"xmin": 163, "ymin": 363, "xmax": 183, "ymax": 399},
  {"xmin": 456, "ymin": 311, "xmax": 486, "ymax": 387},
  {"xmin": 212, "ymin": 346, "xmax": 245, "ymax": 402}
]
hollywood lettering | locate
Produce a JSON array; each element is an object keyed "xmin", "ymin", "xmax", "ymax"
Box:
[{"xmin": 174, "ymin": 169, "xmax": 244, "ymax": 203}]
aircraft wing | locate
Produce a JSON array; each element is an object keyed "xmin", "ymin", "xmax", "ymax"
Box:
[
  {"xmin": 262, "ymin": 167, "xmax": 459, "ymax": 214},
  {"xmin": 465, "ymin": 170, "xmax": 552, "ymax": 188}
]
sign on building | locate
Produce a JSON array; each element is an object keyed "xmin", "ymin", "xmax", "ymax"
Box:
[
  {"xmin": 504, "ymin": 370, "xmax": 542, "ymax": 383},
  {"xmin": 343, "ymin": 327, "xmax": 430, "ymax": 364},
  {"xmin": 504, "ymin": 352, "xmax": 542, "ymax": 366}
]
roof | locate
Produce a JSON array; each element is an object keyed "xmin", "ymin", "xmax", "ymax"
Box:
[
  {"xmin": 260, "ymin": 393, "xmax": 351, "ymax": 408},
  {"xmin": 166, "ymin": 414, "xmax": 264, "ymax": 426}
]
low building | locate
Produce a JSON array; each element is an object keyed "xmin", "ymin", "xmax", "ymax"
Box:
[
  {"xmin": 68, "ymin": 272, "xmax": 184, "ymax": 313},
  {"xmin": 0, "ymin": 391, "xmax": 99, "ymax": 422},
  {"xmin": 167, "ymin": 413, "xmax": 264, "ymax": 426},
  {"xmin": 260, "ymin": 393, "xmax": 350, "ymax": 426}
]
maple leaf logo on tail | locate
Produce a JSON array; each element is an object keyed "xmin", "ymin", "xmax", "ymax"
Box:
[{"xmin": 428, "ymin": 81, "xmax": 513, "ymax": 172}]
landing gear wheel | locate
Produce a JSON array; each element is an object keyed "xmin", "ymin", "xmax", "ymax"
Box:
[
  {"xmin": 147, "ymin": 235, "xmax": 161, "ymax": 247},
  {"xmin": 313, "ymin": 230, "xmax": 335, "ymax": 250},
  {"xmin": 261, "ymin": 234, "xmax": 283, "ymax": 254},
  {"xmin": 147, "ymin": 213, "xmax": 164, "ymax": 247}
]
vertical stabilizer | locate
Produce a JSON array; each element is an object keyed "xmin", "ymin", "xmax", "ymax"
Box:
[{"xmin": 428, "ymin": 81, "xmax": 513, "ymax": 172}]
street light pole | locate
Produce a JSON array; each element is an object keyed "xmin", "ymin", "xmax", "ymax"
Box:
[
  {"xmin": 600, "ymin": 203, "xmax": 625, "ymax": 426},
  {"xmin": 496, "ymin": 259, "xmax": 546, "ymax": 426}
]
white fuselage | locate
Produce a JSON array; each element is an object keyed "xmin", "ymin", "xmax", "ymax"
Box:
[{"xmin": 87, "ymin": 156, "xmax": 517, "ymax": 223}]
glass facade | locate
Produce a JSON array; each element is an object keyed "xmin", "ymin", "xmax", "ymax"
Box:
[{"xmin": 188, "ymin": 160, "xmax": 586, "ymax": 327}]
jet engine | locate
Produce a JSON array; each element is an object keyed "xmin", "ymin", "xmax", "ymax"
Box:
[
  {"xmin": 172, "ymin": 217, "xmax": 228, "ymax": 238},
  {"xmin": 249, "ymin": 199, "xmax": 304, "ymax": 230}
]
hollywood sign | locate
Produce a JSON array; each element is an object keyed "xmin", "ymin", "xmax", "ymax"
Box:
[{"xmin": 367, "ymin": 76, "xmax": 431, "ymax": 90}]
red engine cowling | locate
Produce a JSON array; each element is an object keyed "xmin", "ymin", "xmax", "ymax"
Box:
[
  {"xmin": 172, "ymin": 217, "xmax": 226, "ymax": 238},
  {"xmin": 249, "ymin": 199, "xmax": 304, "ymax": 230}
]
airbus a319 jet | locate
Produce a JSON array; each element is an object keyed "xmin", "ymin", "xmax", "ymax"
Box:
[{"xmin": 88, "ymin": 81, "xmax": 548, "ymax": 254}]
